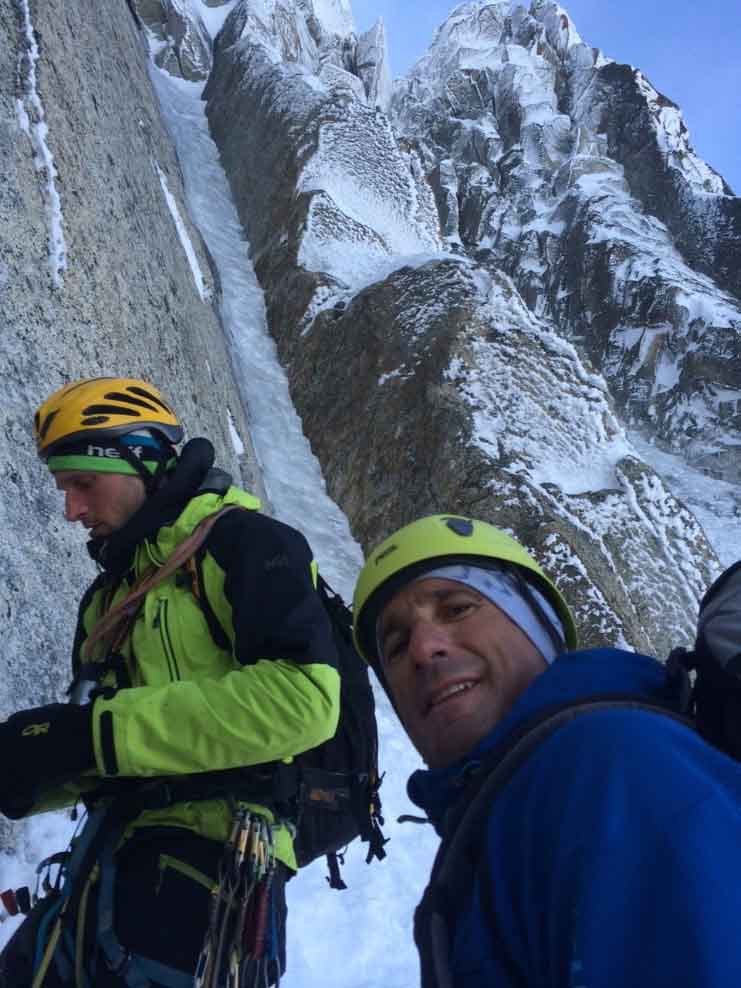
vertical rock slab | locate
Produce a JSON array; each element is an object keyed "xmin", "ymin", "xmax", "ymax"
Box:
[{"xmin": 356, "ymin": 18, "xmax": 392, "ymax": 110}]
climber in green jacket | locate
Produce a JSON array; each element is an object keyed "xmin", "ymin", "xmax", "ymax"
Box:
[{"xmin": 0, "ymin": 376, "xmax": 340, "ymax": 987}]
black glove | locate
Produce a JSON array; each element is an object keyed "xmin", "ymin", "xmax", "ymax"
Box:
[{"xmin": 0, "ymin": 703, "xmax": 95, "ymax": 818}]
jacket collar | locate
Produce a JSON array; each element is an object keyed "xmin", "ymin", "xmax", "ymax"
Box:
[
  {"xmin": 406, "ymin": 648, "xmax": 670, "ymax": 830},
  {"xmin": 88, "ymin": 438, "xmax": 230, "ymax": 577}
]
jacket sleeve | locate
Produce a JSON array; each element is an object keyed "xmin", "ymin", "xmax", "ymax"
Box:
[
  {"xmin": 489, "ymin": 709, "xmax": 741, "ymax": 987},
  {"xmin": 90, "ymin": 511, "xmax": 341, "ymax": 778}
]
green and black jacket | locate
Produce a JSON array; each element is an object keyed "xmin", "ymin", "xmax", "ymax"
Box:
[{"xmin": 36, "ymin": 480, "xmax": 340, "ymax": 870}]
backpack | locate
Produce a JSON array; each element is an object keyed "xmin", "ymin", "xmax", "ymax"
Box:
[
  {"xmin": 667, "ymin": 559, "xmax": 741, "ymax": 758},
  {"xmin": 275, "ymin": 574, "xmax": 388, "ymax": 885},
  {"xmin": 414, "ymin": 559, "xmax": 741, "ymax": 988},
  {"xmin": 74, "ymin": 504, "xmax": 387, "ymax": 888}
]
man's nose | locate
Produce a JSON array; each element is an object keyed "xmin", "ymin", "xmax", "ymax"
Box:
[
  {"xmin": 408, "ymin": 619, "xmax": 451, "ymax": 667},
  {"xmin": 64, "ymin": 491, "xmax": 86, "ymax": 523}
]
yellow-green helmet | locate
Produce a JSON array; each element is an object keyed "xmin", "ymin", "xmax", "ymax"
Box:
[
  {"xmin": 353, "ymin": 514, "xmax": 577, "ymax": 669},
  {"xmin": 34, "ymin": 377, "xmax": 183, "ymax": 461}
]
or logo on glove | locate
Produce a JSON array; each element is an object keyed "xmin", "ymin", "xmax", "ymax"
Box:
[
  {"xmin": 0, "ymin": 703, "xmax": 96, "ymax": 819},
  {"xmin": 21, "ymin": 722, "xmax": 51, "ymax": 737}
]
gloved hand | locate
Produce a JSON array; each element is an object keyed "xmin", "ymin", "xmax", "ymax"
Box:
[{"xmin": 0, "ymin": 703, "xmax": 95, "ymax": 818}]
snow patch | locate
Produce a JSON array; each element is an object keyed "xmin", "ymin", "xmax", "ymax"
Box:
[
  {"xmin": 228, "ymin": 410, "xmax": 245, "ymax": 455},
  {"xmin": 15, "ymin": 0, "xmax": 67, "ymax": 288},
  {"xmin": 311, "ymin": 0, "xmax": 355, "ymax": 37},
  {"xmin": 154, "ymin": 161, "xmax": 210, "ymax": 301},
  {"xmin": 378, "ymin": 367, "xmax": 412, "ymax": 386},
  {"xmin": 191, "ymin": 0, "xmax": 239, "ymax": 40}
]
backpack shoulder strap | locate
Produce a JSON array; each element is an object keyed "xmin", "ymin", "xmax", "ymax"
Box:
[{"xmin": 414, "ymin": 695, "xmax": 694, "ymax": 988}]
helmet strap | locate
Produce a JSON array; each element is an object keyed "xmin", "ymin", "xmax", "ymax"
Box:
[{"xmin": 111, "ymin": 440, "xmax": 160, "ymax": 495}]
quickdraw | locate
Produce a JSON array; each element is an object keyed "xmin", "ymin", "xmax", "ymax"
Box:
[{"xmin": 195, "ymin": 810, "xmax": 281, "ymax": 988}]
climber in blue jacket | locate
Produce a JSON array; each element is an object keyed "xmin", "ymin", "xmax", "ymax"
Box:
[{"xmin": 352, "ymin": 514, "xmax": 741, "ymax": 987}]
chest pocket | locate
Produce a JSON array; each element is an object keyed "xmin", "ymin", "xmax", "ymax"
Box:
[
  {"xmin": 79, "ymin": 511, "xmax": 243, "ymax": 690},
  {"xmin": 129, "ymin": 574, "xmax": 236, "ymax": 687}
]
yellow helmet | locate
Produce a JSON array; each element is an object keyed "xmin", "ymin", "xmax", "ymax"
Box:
[
  {"xmin": 353, "ymin": 514, "xmax": 577, "ymax": 668},
  {"xmin": 34, "ymin": 377, "xmax": 183, "ymax": 460}
]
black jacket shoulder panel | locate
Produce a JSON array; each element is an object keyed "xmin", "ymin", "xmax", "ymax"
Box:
[{"xmin": 204, "ymin": 509, "xmax": 338, "ymax": 671}]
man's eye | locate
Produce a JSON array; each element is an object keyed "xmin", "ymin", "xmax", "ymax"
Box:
[
  {"xmin": 383, "ymin": 635, "xmax": 408, "ymax": 665},
  {"xmin": 445, "ymin": 600, "xmax": 476, "ymax": 619}
]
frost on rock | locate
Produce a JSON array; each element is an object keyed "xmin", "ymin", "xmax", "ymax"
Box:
[
  {"xmin": 391, "ymin": 0, "xmax": 741, "ymax": 482},
  {"xmin": 289, "ymin": 257, "xmax": 717, "ymax": 658},
  {"xmin": 206, "ymin": 0, "xmax": 443, "ymax": 333},
  {"xmin": 297, "ymin": 103, "xmax": 442, "ymax": 295},
  {"xmin": 355, "ymin": 19, "xmax": 392, "ymax": 110},
  {"xmin": 15, "ymin": 0, "xmax": 67, "ymax": 288},
  {"xmin": 154, "ymin": 161, "xmax": 211, "ymax": 300},
  {"xmin": 135, "ymin": 0, "xmax": 212, "ymax": 80}
]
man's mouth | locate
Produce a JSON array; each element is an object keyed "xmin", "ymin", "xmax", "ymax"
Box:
[{"xmin": 425, "ymin": 680, "xmax": 478, "ymax": 714}]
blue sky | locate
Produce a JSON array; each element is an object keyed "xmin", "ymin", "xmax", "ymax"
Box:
[{"xmin": 351, "ymin": 0, "xmax": 741, "ymax": 195}]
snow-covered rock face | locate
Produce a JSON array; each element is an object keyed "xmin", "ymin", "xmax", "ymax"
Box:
[
  {"xmin": 204, "ymin": 0, "xmax": 721, "ymax": 656},
  {"xmin": 2, "ymin": 0, "xmax": 736, "ymax": 751},
  {"xmin": 311, "ymin": 0, "xmax": 354, "ymax": 38},
  {"xmin": 205, "ymin": 0, "xmax": 441, "ymax": 333},
  {"xmin": 135, "ymin": 0, "xmax": 212, "ymax": 80},
  {"xmin": 293, "ymin": 258, "xmax": 716, "ymax": 655},
  {"xmin": 213, "ymin": 0, "xmax": 390, "ymax": 106},
  {"xmin": 392, "ymin": 1, "xmax": 741, "ymax": 482}
]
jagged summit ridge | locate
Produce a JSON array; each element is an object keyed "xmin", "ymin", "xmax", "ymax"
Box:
[
  {"xmin": 392, "ymin": 0, "xmax": 741, "ymax": 482},
  {"xmin": 135, "ymin": 0, "xmax": 392, "ymax": 107}
]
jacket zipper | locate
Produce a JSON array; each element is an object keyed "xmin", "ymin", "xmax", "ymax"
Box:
[{"xmin": 154, "ymin": 598, "xmax": 181, "ymax": 681}]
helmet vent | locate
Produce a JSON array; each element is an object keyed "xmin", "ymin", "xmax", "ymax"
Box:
[
  {"xmin": 38, "ymin": 409, "xmax": 58, "ymax": 440},
  {"xmin": 81, "ymin": 404, "xmax": 142, "ymax": 419},
  {"xmin": 375, "ymin": 544, "xmax": 398, "ymax": 564},
  {"xmin": 126, "ymin": 386, "xmax": 174, "ymax": 414},
  {"xmin": 80, "ymin": 415, "xmax": 111, "ymax": 426},
  {"xmin": 444, "ymin": 517, "xmax": 474, "ymax": 537},
  {"xmin": 103, "ymin": 390, "xmax": 161, "ymax": 413}
]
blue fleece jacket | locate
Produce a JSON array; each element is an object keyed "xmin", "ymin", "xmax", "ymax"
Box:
[{"xmin": 408, "ymin": 648, "xmax": 741, "ymax": 987}]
